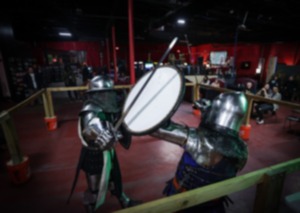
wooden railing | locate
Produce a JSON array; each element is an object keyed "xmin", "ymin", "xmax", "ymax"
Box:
[
  {"xmin": 114, "ymin": 158, "xmax": 300, "ymax": 213},
  {"xmin": 1, "ymin": 82, "xmax": 300, "ymax": 211},
  {"xmin": 1, "ymin": 83, "xmax": 300, "ymax": 163},
  {"xmin": 194, "ymin": 84, "xmax": 300, "ymax": 125},
  {"xmin": 0, "ymin": 89, "xmax": 46, "ymax": 164}
]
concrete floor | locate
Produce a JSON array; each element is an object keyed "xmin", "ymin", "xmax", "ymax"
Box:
[{"xmin": 0, "ymin": 98, "xmax": 300, "ymax": 213}]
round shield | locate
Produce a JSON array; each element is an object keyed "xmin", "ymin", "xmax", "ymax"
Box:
[{"xmin": 122, "ymin": 66, "xmax": 184, "ymax": 135}]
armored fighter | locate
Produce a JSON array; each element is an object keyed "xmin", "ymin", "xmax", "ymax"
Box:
[
  {"xmin": 151, "ymin": 91, "xmax": 248, "ymax": 212},
  {"xmin": 69, "ymin": 75, "xmax": 140, "ymax": 212}
]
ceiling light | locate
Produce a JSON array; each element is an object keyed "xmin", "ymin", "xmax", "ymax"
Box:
[
  {"xmin": 177, "ymin": 19, "xmax": 186, "ymax": 25},
  {"xmin": 155, "ymin": 25, "xmax": 165, "ymax": 31},
  {"xmin": 59, "ymin": 32, "xmax": 72, "ymax": 37}
]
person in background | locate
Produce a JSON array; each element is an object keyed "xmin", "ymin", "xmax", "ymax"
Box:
[
  {"xmin": 199, "ymin": 74, "xmax": 211, "ymax": 99},
  {"xmin": 210, "ymin": 78, "xmax": 221, "ymax": 88},
  {"xmin": 33, "ymin": 64, "xmax": 45, "ymax": 88},
  {"xmin": 251, "ymin": 83, "xmax": 272, "ymax": 117},
  {"xmin": 256, "ymin": 83, "xmax": 271, "ymax": 98},
  {"xmin": 255, "ymin": 86, "xmax": 282, "ymax": 124},
  {"xmin": 23, "ymin": 66, "xmax": 42, "ymax": 105},
  {"xmin": 244, "ymin": 81, "xmax": 256, "ymax": 95},
  {"xmin": 63, "ymin": 65, "xmax": 78, "ymax": 101},
  {"xmin": 82, "ymin": 63, "xmax": 91, "ymax": 86},
  {"xmin": 268, "ymin": 75, "xmax": 281, "ymax": 90},
  {"xmin": 201, "ymin": 75, "xmax": 210, "ymax": 85},
  {"xmin": 75, "ymin": 64, "xmax": 84, "ymax": 101},
  {"xmin": 68, "ymin": 75, "xmax": 141, "ymax": 212},
  {"xmin": 282, "ymin": 75, "xmax": 297, "ymax": 101}
]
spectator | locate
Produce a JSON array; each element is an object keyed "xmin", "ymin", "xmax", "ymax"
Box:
[
  {"xmin": 210, "ymin": 78, "xmax": 221, "ymax": 88},
  {"xmin": 33, "ymin": 64, "xmax": 45, "ymax": 88},
  {"xmin": 23, "ymin": 66, "xmax": 42, "ymax": 105},
  {"xmin": 268, "ymin": 75, "xmax": 281, "ymax": 90},
  {"xmin": 244, "ymin": 81, "xmax": 256, "ymax": 95},
  {"xmin": 63, "ymin": 65, "xmax": 78, "ymax": 101},
  {"xmin": 204, "ymin": 78, "xmax": 222, "ymax": 101},
  {"xmin": 82, "ymin": 63, "xmax": 90, "ymax": 86},
  {"xmin": 251, "ymin": 83, "xmax": 272, "ymax": 117},
  {"xmin": 201, "ymin": 75, "xmax": 210, "ymax": 85},
  {"xmin": 199, "ymin": 75, "xmax": 210, "ymax": 98},
  {"xmin": 255, "ymin": 86, "xmax": 282, "ymax": 124},
  {"xmin": 282, "ymin": 75, "xmax": 297, "ymax": 101},
  {"xmin": 256, "ymin": 83, "xmax": 271, "ymax": 98}
]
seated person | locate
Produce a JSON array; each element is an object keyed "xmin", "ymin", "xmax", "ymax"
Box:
[
  {"xmin": 205, "ymin": 78, "xmax": 222, "ymax": 100},
  {"xmin": 244, "ymin": 81, "xmax": 256, "ymax": 95},
  {"xmin": 199, "ymin": 75, "xmax": 210, "ymax": 98},
  {"xmin": 268, "ymin": 75, "xmax": 281, "ymax": 90},
  {"xmin": 251, "ymin": 83, "xmax": 272, "ymax": 116},
  {"xmin": 255, "ymin": 86, "xmax": 282, "ymax": 124},
  {"xmin": 193, "ymin": 78, "xmax": 223, "ymax": 110},
  {"xmin": 201, "ymin": 75, "xmax": 210, "ymax": 85},
  {"xmin": 256, "ymin": 83, "xmax": 271, "ymax": 98},
  {"xmin": 210, "ymin": 78, "xmax": 221, "ymax": 88}
]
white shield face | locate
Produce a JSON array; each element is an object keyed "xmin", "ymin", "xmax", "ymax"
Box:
[{"xmin": 123, "ymin": 66, "xmax": 183, "ymax": 135}]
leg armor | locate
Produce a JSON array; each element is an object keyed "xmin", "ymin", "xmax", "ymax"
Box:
[
  {"xmin": 83, "ymin": 174, "xmax": 101, "ymax": 212},
  {"xmin": 110, "ymin": 153, "xmax": 142, "ymax": 208}
]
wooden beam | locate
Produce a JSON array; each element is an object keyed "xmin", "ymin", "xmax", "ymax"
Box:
[
  {"xmin": 6, "ymin": 89, "xmax": 45, "ymax": 114},
  {"xmin": 253, "ymin": 170, "xmax": 286, "ymax": 213},
  {"xmin": 245, "ymin": 97, "xmax": 254, "ymax": 125},
  {"xmin": 46, "ymin": 89, "xmax": 55, "ymax": 118},
  {"xmin": 0, "ymin": 111, "xmax": 23, "ymax": 164},
  {"xmin": 199, "ymin": 84, "xmax": 300, "ymax": 110},
  {"xmin": 42, "ymin": 92, "xmax": 50, "ymax": 117},
  {"xmin": 114, "ymin": 158, "xmax": 300, "ymax": 213}
]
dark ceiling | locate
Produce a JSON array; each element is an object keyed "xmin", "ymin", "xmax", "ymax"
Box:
[{"xmin": 1, "ymin": 0, "xmax": 300, "ymax": 46}]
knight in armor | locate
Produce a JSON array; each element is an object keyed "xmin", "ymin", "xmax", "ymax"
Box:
[
  {"xmin": 68, "ymin": 75, "xmax": 141, "ymax": 212},
  {"xmin": 151, "ymin": 91, "xmax": 248, "ymax": 212}
]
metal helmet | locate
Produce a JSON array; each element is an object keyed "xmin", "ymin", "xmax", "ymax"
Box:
[
  {"xmin": 201, "ymin": 92, "xmax": 247, "ymax": 133},
  {"xmin": 87, "ymin": 75, "xmax": 114, "ymax": 92}
]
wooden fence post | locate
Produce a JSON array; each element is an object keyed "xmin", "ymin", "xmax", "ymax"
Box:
[
  {"xmin": 239, "ymin": 96, "xmax": 253, "ymax": 140},
  {"xmin": 0, "ymin": 111, "xmax": 31, "ymax": 184},
  {"xmin": 253, "ymin": 170, "xmax": 286, "ymax": 213},
  {"xmin": 43, "ymin": 88, "xmax": 57, "ymax": 131}
]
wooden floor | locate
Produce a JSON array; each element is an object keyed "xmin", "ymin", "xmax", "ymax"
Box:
[{"xmin": 0, "ymin": 98, "xmax": 300, "ymax": 213}]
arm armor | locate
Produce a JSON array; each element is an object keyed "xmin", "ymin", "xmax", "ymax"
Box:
[
  {"xmin": 152, "ymin": 122, "xmax": 247, "ymax": 169},
  {"xmin": 151, "ymin": 123, "xmax": 221, "ymax": 167},
  {"xmin": 150, "ymin": 121, "xmax": 189, "ymax": 146},
  {"xmin": 80, "ymin": 111, "xmax": 107, "ymax": 147}
]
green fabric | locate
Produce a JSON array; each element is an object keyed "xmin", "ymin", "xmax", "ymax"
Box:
[
  {"xmin": 97, "ymin": 111, "xmax": 106, "ymax": 121},
  {"xmin": 95, "ymin": 149, "xmax": 115, "ymax": 210},
  {"xmin": 94, "ymin": 112, "xmax": 116, "ymax": 209}
]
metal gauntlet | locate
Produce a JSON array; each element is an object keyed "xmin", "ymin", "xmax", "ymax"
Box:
[{"xmin": 81, "ymin": 113, "xmax": 118, "ymax": 149}]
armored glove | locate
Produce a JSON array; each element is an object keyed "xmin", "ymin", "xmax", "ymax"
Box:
[
  {"xmin": 82, "ymin": 118, "xmax": 118, "ymax": 150},
  {"xmin": 94, "ymin": 121, "xmax": 118, "ymax": 150}
]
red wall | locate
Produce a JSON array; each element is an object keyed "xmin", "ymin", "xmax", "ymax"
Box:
[
  {"xmin": 190, "ymin": 43, "xmax": 262, "ymax": 77},
  {"xmin": 117, "ymin": 42, "xmax": 190, "ymax": 63},
  {"xmin": 33, "ymin": 41, "xmax": 104, "ymax": 67},
  {"xmin": 33, "ymin": 41, "xmax": 300, "ymax": 81},
  {"xmin": 190, "ymin": 42, "xmax": 300, "ymax": 79}
]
